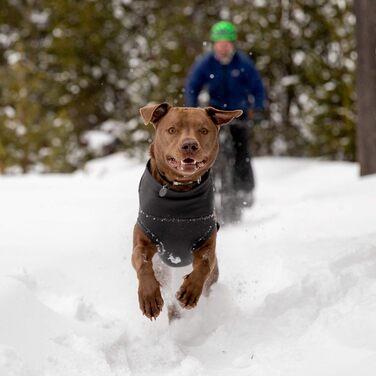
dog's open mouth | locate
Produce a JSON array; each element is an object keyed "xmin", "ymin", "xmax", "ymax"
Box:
[{"xmin": 167, "ymin": 156, "xmax": 207, "ymax": 173}]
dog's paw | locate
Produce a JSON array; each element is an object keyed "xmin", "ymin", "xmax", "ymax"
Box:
[
  {"xmin": 138, "ymin": 278, "xmax": 164, "ymax": 320},
  {"xmin": 175, "ymin": 273, "xmax": 204, "ymax": 309}
]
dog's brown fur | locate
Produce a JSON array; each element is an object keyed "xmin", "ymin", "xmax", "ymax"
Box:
[{"xmin": 132, "ymin": 103, "xmax": 242, "ymax": 320}]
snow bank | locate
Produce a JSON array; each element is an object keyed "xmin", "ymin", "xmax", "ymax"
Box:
[{"xmin": 0, "ymin": 155, "xmax": 375, "ymax": 375}]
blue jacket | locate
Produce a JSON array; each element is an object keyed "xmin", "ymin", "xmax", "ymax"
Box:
[{"xmin": 185, "ymin": 51, "xmax": 266, "ymax": 117}]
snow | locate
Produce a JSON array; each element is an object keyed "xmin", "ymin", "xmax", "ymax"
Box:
[
  {"xmin": 82, "ymin": 130, "xmax": 116, "ymax": 155},
  {"xmin": 1, "ymin": 154, "xmax": 375, "ymax": 376}
]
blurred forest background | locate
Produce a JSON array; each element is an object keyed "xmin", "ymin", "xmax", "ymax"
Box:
[{"xmin": 0, "ymin": 0, "xmax": 358, "ymax": 173}]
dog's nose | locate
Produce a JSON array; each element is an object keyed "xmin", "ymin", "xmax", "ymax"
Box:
[{"xmin": 181, "ymin": 139, "xmax": 199, "ymax": 154}]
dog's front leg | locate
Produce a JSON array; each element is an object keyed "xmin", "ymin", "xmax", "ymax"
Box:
[
  {"xmin": 132, "ymin": 224, "xmax": 164, "ymax": 320},
  {"xmin": 176, "ymin": 230, "xmax": 217, "ymax": 309}
]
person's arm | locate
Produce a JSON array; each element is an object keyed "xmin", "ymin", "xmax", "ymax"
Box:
[
  {"xmin": 185, "ymin": 56, "xmax": 208, "ymax": 107},
  {"xmin": 243, "ymin": 56, "xmax": 266, "ymax": 111}
]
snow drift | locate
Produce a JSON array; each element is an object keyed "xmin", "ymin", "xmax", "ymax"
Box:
[{"xmin": 0, "ymin": 155, "xmax": 375, "ymax": 376}]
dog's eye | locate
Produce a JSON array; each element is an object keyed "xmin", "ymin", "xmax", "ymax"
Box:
[
  {"xmin": 167, "ymin": 127, "xmax": 176, "ymax": 134},
  {"xmin": 200, "ymin": 128, "xmax": 209, "ymax": 135}
]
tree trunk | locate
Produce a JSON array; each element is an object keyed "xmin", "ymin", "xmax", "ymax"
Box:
[{"xmin": 355, "ymin": 0, "xmax": 376, "ymax": 176}]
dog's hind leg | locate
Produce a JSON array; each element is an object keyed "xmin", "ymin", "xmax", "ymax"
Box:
[
  {"xmin": 168, "ymin": 304, "xmax": 181, "ymax": 322},
  {"xmin": 176, "ymin": 231, "xmax": 218, "ymax": 309},
  {"xmin": 153, "ymin": 255, "xmax": 185, "ymax": 322},
  {"xmin": 167, "ymin": 265, "xmax": 192, "ymax": 322},
  {"xmin": 152, "ymin": 252, "xmax": 171, "ymax": 289}
]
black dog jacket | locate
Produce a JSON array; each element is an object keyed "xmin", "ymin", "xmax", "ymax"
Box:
[{"xmin": 137, "ymin": 161, "xmax": 217, "ymax": 267}]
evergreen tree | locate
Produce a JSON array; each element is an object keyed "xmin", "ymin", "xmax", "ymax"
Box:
[{"xmin": 0, "ymin": 0, "xmax": 358, "ymax": 173}]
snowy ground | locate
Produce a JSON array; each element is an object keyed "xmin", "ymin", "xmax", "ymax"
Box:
[{"xmin": 1, "ymin": 154, "xmax": 376, "ymax": 376}]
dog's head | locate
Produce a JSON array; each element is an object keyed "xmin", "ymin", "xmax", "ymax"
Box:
[{"xmin": 140, "ymin": 103, "xmax": 242, "ymax": 182}]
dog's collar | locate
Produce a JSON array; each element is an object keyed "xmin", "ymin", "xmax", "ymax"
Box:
[
  {"xmin": 156, "ymin": 168, "xmax": 207, "ymax": 197},
  {"xmin": 157, "ymin": 168, "xmax": 202, "ymax": 187},
  {"xmin": 146, "ymin": 161, "xmax": 207, "ymax": 197}
]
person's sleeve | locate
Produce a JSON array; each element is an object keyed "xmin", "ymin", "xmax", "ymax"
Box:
[
  {"xmin": 244, "ymin": 58, "xmax": 266, "ymax": 110},
  {"xmin": 185, "ymin": 57, "xmax": 207, "ymax": 107}
]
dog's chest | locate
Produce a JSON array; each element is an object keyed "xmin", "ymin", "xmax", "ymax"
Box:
[{"xmin": 137, "ymin": 163, "xmax": 216, "ymax": 267}]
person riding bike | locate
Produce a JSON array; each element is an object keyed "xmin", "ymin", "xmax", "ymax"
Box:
[{"xmin": 185, "ymin": 20, "xmax": 266, "ymax": 206}]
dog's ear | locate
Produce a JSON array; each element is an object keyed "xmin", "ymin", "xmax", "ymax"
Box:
[
  {"xmin": 205, "ymin": 107, "xmax": 243, "ymax": 126},
  {"xmin": 139, "ymin": 103, "xmax": 171, "ymax": 126}
]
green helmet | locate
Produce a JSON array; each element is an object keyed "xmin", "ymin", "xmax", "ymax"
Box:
[{"xmin": 210, "ymin": 21, "xmax": 237, "ymax": 42}]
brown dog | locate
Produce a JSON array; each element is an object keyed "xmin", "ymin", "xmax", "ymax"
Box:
[{"xmin": 132, "ymin": 103, "xmax": 242, "ymax": 320}]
